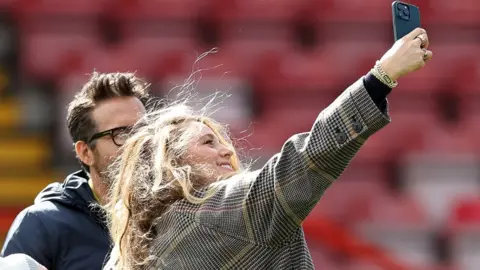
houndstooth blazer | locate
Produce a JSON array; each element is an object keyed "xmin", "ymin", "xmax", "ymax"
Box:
[{"xmin": 135, "ymin": 78, "xmax": 390, "ymax": 270}]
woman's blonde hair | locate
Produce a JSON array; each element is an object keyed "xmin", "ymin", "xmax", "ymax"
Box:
[{"xmin": 105, "ymin": 101, "xmax": 242, "ymax": 270}]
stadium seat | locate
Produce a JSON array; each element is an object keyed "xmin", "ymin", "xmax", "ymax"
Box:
[
  {"xmin": 366, "ymin": 193, "xmax": 428, "ymax": 226},
  {"xmin": 347, "ymin": 41, "xmax": 395, "ymax": 80},
  {"xmin": 185, "ymin": 47, "xmax": 245, "ymax": 77},
  {"xmin": 149, "ymin": 45, "xmax": 246, "ymax": 86},
  {"xmin": 309, "ymin": 246, "xmax": 342, "ymax": 270},
  {"xmin": 356, "ymin": 222, "xmax": 436, "ymax": 268},
  {"xmin": 247, "ymin": 109, "xmax": 317, "ymax": 152},
  {"xmin": 115, "ymin": 0, "xmax": 203, "ymax": 21},
  {"xmin": 449, "ymin": 197, "xmax": 480, "ymax": 227},
  {"xmin": 450, "ymin": 224, "xmax": 480, "ymax": 270},
  {"xmin": 449, "ymin": 198, "xmax": 480, "ymax": 270},
  {"xmin": 254, "ymin": 45, "xmax": 348, "ymax": 95},
  {"xmin": 428, "ymin": 0, "xmax": 480, "ymax": 24},
  {"xmin": 425, "ymin": 43, "xmax": 478, "ymax": 84},
  {"xmin": 15, "ymin": 0, "xmax": 110, "ymax": 18},
  {"xmin": 312, "ymin": 0, "xmax": 392, "ymax": 23},
  {"xmin": 0, "ymin": 0, "xmax": 15, "ymax": 9},
  {"xmin": 403, "ymin": 153, "xmax": 480, "ymax": 225},
  {"xmin": 213, "ymin": 0, "xmax": 306, "ymax": 22},
  {"xmin": 220, "ymin": 38, "xmax": 293, "ymax": 75},
  {"xmin": 394, "ymin": 61, "xmax": 443, "ymax": 95},
  {"xmin": 20, "ymin": 31, "xmax": 101, "ymax": 80},
  {"xmin": 311, "ymin": 167, "xmax": 388, "ymax": 223},
  {"xmin": 457, "ymin": 114, "xmax": 480, "ymax": 155},
  {"xmin": 417, "ymin": 118, "xmax": 478, "ymax": 155},
  {"xmin": 354, "ymin": 109, "xmax": 435, "ymax": 163},
  {"xmin": 453, "ymin": 54, "xmax": 480, "ymax": 95},
  {"xmin": 112, "ymin": 36, "xmax": 197, "ymax": 78},
  {"xmin": 83, "ymin": 44, "xmax": 146, "ymax": 75}
]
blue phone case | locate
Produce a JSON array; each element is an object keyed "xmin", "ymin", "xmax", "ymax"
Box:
[{"xmin": 392, "ymin": 1, "xmax": 421, "ymax": 41}]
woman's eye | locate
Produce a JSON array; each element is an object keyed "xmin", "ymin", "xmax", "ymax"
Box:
[{"xmin": 204, "ymin": 140, "xmax": 214, "ymax": 145}]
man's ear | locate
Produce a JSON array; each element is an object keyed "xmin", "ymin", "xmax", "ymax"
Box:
[{"xmin": 75, "ymin": 141, "xmax": 94, "ymax": 167}]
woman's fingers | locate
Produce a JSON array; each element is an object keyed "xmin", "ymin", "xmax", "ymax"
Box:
[
  {"xmin": 412, "ymin": 33, "xmax": 429, "ymax": 49},
  {"xmin": 405, "ymin": 27, "xmax": 426, "ymax": 41},
  {"xmin": 422, "ymin": 49, "xmax": 433, "ymax": 62}
]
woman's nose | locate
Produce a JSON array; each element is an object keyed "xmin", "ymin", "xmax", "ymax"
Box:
[{"xmin": 219, "ymin": 144, "xmax": 233, "ymax": 158}]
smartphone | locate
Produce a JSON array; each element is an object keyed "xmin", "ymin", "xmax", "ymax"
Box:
[{"xmin": 392, "ymin": 1, "xmax": 421, "ymax": 41}]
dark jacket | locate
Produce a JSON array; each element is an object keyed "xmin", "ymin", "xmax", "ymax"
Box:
[{"xmin": 1, "ymin": 170, "xmax": 111, "ymax": 270}]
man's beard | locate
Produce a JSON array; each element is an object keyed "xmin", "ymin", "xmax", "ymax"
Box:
[{"xmin": 91, "ymin": 160, "xmax": 113, "ymax": 186}]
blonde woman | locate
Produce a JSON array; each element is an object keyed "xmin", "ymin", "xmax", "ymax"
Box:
[{"xmin": 104, "ymin": 28, "xmax": 432, "ymax": 270}]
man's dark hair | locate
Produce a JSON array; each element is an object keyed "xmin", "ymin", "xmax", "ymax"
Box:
[{"xmin": 67, "ymin": 72, "xmax": 150, "ymax": 171}]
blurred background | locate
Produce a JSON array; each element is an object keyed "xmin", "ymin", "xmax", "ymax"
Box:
[{"xmin": 0, "ymin": 0, "xmax": 479, "ymax": 269}]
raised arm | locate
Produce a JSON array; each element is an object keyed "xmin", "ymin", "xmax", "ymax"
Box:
[{"xmin": 190, "ymin": 28, "xmax": 432, "ymax": 244}]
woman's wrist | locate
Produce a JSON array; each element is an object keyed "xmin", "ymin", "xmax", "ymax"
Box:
[
  {"xmin": 370, "ymin": 61, "xmax": 398, "ymax": 88},
  {"xmin": 378, "ymin": 59, "xmax": 400, "ymax": 81}
]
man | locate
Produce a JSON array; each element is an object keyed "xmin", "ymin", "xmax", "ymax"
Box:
[
  {"xmin": 0, "ymin": 254, "xmax": 47, "ymax": 270},
  {"xmin": 1, "ymin": 72, "xmax": 150, "ymax": 269}
]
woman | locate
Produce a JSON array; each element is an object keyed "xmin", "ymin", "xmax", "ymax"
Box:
[{"xmin": 105, "ymin": 28, "xmax": 432, "ymax": 270}]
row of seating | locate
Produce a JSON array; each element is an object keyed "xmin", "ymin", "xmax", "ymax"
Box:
[
  {"xmin": 20, "ymin": 30, "xmax": 480, "ymax": 90},
  {"xmin": 3, "ymin": 0, "xmax": 480, "ymax": 24}
]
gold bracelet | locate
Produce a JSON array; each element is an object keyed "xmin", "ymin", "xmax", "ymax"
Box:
[{"xmin": 371, "ymin": 61, "xmax": 398, "ymax": 88}]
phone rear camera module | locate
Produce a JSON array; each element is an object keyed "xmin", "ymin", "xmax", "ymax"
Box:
[{"xmin": 397, "ymin": 3, "xmax": 410, "ymax": 20}]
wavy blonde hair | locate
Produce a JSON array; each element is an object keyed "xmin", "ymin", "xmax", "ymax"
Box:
[{"xmin": 105, "ymin": 102, "xmax": 242, "ymax": 270}]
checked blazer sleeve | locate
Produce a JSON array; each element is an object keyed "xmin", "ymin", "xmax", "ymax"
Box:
[{"xmin": 174, "ymin": 77, "xmax": 391, "ymax": 246}]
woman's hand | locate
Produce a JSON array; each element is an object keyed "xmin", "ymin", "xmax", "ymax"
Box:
[{"xmin": 379, "ymin": 28, "xmax": 433, "ymax": 81}]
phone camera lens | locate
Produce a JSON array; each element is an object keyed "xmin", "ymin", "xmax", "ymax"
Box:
[{"xmin": 396, "ymin": 3, "xmax": 410, "ymax": 20}]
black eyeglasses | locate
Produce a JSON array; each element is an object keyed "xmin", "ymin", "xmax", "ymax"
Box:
[{"xmin": 87, "ymin": 126, "xmax": 132, "ymax": 147}]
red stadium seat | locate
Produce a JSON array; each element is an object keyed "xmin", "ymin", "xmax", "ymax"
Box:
[
  {"xmin": 248, "ymin": 107, "xmax": 320, "ymax": 152},
  {"xmin": 457, "ymin": 114, "xmax": 480, "ymax": 156},
  {"xmin": 121, "ymin": 35, "xmax": 197, "ymax": 77},
  {"xmin": 185, "ymin": 47, "xmax": 245, "ymax": 77},
  {"xmin": 220, "ymin": 38, "xmax": 293, "ymax": 75},
  {"xmin": 424, "ymin": 43, "xmax": 478, "ymax": 84},
  {"xmin": 403, "ymin": 153, "xmax": 480, "ymax": 226},
  {"xmin": 346, "ymin": 41, "xmax": 392, "ymax": 79},
  {"xmin": 451, "ymin": 53, "xmax": 480, "ymax": 95},
  {"xmin": 354, "ymin": 109, "xmax": 435, "ymax": 163},
  {"xmin": 449, "ymin": 206, "xmax": 480, "ymax": 270},
  {"xmin": 449, "ymin": 197, "xmax": 480, "ymax": 227},
  {"xmin": 15, "ymin": 0, "xmax": 109, "ymax": 19},
  {"xmin": 311, "ymin": 166, "xmax": 388, "ymax": 223},
  {"xmin": 82, "ymin": 44, "xmax": 144, "ymax": 75},
  {"xmin": 115, "ymin": 0, "xmax": 203, "ymax": 21},
  {"xmin": 428, "ymin": 0, "xmax": 480, "ymax": 24},
  {"xmin": 0, "ymin": 0, "xmax": 15, "ymax": 9},
  {"xmin": 213, "ymin": 0, "xmax": 307, "ymax": 22},
  {"xmin": 254, "ymin": 45, "xmax": 347, "ymax": 94},
  {"xmin": 309, "ymin": 246, "xmax": 342, "ymax": 270},
  {"xmin": 312, "ymin": 0, "xmax": 392, "ymax": 23},
  {"xmin": 20, "ymin": 31, "xmax": 101, "ymax": 79},
  {"xmin": 366, "ymin": 193, "xmax": 428, "ymax": 226},
  {"xmin": 147, "ymin": 45, "xmax": 245, "ymax": 81}
]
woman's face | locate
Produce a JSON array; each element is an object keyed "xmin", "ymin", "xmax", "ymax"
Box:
[{"xmin": 181, "ymin": 121, "xmax": 234, "ymax": 182}]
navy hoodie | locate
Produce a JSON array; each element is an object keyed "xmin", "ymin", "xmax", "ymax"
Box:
[{"xmin": 1, "ymin": 170, "xmax": 111, "ymax": 270}]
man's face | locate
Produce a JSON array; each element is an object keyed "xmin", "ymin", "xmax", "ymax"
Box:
[{"xmin": 89, "ymin": 96, "xmax": 145, "ymax": 179}]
